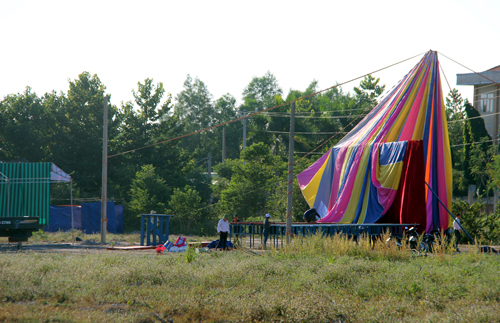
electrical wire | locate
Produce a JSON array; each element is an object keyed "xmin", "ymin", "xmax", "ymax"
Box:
[
  {"xmin": 108, "ymin": 51, "xmax": 426, "ymax": 158},
  {"xmin": 439, "ymin": 54, "xmax": 500, "ymax": 189},
  {"xmin": 447, "ymin": 111, "xmax": 500, "ymax": 124}
]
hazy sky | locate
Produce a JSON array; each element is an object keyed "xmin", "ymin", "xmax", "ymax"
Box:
[{"xmin": 1, "ymin": 0, "xmax": 499, "ymax": 109}]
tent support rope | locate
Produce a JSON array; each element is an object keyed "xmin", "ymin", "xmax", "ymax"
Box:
[{"xmin": 424, "ymin": 181, "xmax": 475, "ymax": 244}]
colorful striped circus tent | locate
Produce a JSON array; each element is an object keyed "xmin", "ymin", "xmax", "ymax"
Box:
[{"xmin": 297, "ymin": 51, "xmax": 452, "ymax": 233}]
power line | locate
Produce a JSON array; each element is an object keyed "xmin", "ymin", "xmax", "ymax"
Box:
[
  {"xmin": 447, "ymin": 111, "xmax": 500, "ymax": 124},
  {"xmin": 108, "ymin": 51, "xmax": 426, "ymax": 158},
  {"xmin": 269, "ymin": 106, "xmax": 373, "ymax": 114},
  {"xmin": 439, "ymin": 52, "xmax": 500, "ymax": 87},
  {"xmin": 451, "ymin": 139, "xmax": 495, "ymax": 148},
  {"xmin": 253, "ymin": 130, "xmax": 348, "ymax": 134},
  {"xmin": 259, "ymin": 113, "xmax": 368, "ymax": 119}
]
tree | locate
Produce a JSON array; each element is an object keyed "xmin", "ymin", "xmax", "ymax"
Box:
[
  {"xmin": 213, "ymin": 94, "xmax": 241, "ymax": 161},
  {"xmin": 53, "ymin": 72, "xmax": 115, "ymax": 197},
  {"xmin": 242, "ymin": 71, "xmax": 283, "ymax": 112},
  {"xmin": 353, "ymin": 75, "xmax": 385, "ymax": 108},
  {"xmin": 128, "ymin": 165, "xmax": 168, "ymax": 229},
  {"xmin": 168, "ymin": 185, "xmax": 204, "ymax": 235},
  {"xmin": 469, "ymin": 141, "xmax": 495, "ymax": 199},
  {"xmin": 445, "ymin": 89, "xmax": 466, "ymax": 195},
  {"xmin": 174, "ymin": 75, "xmax": 214, "ymax": 131},
  {"xmin": 0, "ymin": 87, "xmax": 56, "ymax": 162},
  {"xmin": 110, "ymin": 78, "xmax": 191, "ymax": 202},
  {"xmin": 132, "ymin": 78, "xmax": 170, "ymax": 139},
  {"xmin": 463, "ymin": 102, "xmax": 492, "ymax": 195},
  {"xmin": 215, "ymin": 143, "xmax": 284, "ymax": 220}
]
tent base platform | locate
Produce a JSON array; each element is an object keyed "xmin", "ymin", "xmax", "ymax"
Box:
[{"xmin": 230, "ymin": 222, "xmax": 419, "ymax": 249}]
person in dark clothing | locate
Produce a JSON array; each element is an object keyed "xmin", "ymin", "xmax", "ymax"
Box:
[
  {"xmin": 303, "ymin": 208, "xmax": 321, "ymax": 223},
  {"xmin": 263, "ymin": 213, "xmax": 271, "ymax": 249}
]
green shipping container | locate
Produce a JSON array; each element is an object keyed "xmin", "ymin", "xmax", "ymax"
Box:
[{"xmin": 0, "ymin": 163, "xmax": 71, "ymax": 226}]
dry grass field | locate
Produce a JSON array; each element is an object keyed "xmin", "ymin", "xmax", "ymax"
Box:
[{"xmin": 0, "ymin": 232, "xmax": 499, "ymax": 322}]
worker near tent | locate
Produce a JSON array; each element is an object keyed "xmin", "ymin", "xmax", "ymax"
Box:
[
  {"xmin": 303, "ymin": 208, "xmax": 321, "ymax": 223},
  {"xmin": 216, "ymin": 214, "xmax": 230, "ymax": 250},
  {"xmin": 263, "ymin": 213, "xmax": 271, "ymax": 249},
  {"xmin": 453, "ymin": 214, "xmax": 462, "ymax": 251},
  {"xmin": 231, "ymin": 213, "xmax": 241, "ymax": 244}
]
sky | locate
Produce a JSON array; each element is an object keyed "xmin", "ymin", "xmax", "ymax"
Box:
[{"xmin": 1, "ymin": 0, "xmax": 499, "ymax": 110}]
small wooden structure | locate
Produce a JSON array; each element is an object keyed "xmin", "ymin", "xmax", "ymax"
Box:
[{"xmin": 140, "ymin": 214, "xmax": 174, "ymax": 246}]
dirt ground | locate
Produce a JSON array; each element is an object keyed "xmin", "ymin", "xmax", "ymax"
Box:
[
  {"xmin": 1, "ymin": 237, "xmax": 498, "ymax": 256},
  {"xmin": 0, "ymin": 235, "xmax": 267, "ymax": 255}
]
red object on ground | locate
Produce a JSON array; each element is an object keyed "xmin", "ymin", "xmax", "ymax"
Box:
[
  {"xmin": 174, "ymin": 236, "xmax": 186, "ymax": 247},
  {"xmin": 156, "ymin": 244, "xmax": 166, "ymax": 254}
]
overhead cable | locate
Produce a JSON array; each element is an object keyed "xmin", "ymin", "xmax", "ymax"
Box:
[{"xmin": 108, "ymin": 51, "xmax": 426, "ymax": 158}]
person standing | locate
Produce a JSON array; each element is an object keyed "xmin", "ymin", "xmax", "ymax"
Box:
[
  {"xmin": 453, "ymin": 214, "xmax": 462, "ymax": 251},
  {"xmin": 263, "ymin": 213, "xmax": 271, "ymax": 249},
  {"xmin": 216, "ymin": 214, "xmax": 230, "ymax": 250}
]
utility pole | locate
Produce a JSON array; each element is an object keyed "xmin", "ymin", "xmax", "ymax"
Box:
[
  {"xmin": 222, "ymin": 127, "xmax": 226, "ymax": 163},
  {"xmin": 494, "ymin": 84, "xmax": 500, "ymax": 212},
  {"xmin": 242, "ymin": 110, "xmax": 247, "ymax": 150},
  {"xmin": 208, "ymin": 153, "xmax": 212, "ymax": 182},
  {"xmin": 101, "ymin": 95, "xmax": 109, "ymax": 244},
  {"xmin": 286, "ymin": 102, "xmax": 295, "ymax": 244}
]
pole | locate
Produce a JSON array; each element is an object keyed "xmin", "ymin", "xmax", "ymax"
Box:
[
  {"xmin": 424, "ymin": 181, "xmax": 475, "ymax": 244},
  {"xmin": 242, "ymin": 110, "xmax": 247, "ymax": 150},
  {"xmin": 71, "ymin": 179, "xmax": 74, "ymax": 243},
  {"xmin": 495, "ymin": 84, "xmax": 500, "ymax": 211},
  {"xmin": 286, "ymin": 102, "xmax": 295, "ymax": 244},
  {"xmin": 101, "ymin": 95, "xmax": 109, "ymax": 244},
  {"xmin": 7, "ymin": 178, "xmax": 10, "ymax": 217},
  {"xmin": 208, "ymin": 153, "xmax": 212, "ymax": 181},
  {"xmin": 222, "ymin": 126, "xmax": 226, "ymax": 162}
]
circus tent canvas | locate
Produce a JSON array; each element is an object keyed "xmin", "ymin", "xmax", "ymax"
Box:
[{"xmin": 297, "ymin": 51, "xmax": 452, "ymax": 233}]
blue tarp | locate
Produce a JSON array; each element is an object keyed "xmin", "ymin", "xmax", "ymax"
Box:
[
  {"xmin": 45, "ymin": 206, "xmax": 82, "ymax": 232},
  {"xmin": 81, "ymin": 201, "xmax": 116, "ymax": 234},
  {"xmin": 206, "ymin": 240, "xmax": 234, "ymax": 249},
  {"xmin": 115, "ymin": 205, "xmax": 124, "ymax": 234},
  {"xmin": 47, "ymin": 202, "xmax": 123, "ymax": 234}
]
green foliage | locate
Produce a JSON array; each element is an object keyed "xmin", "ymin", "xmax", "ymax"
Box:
[
  {"xmin": 462, "ymin": 102, "xmax": 492, "ymax": 194},
  {"xmin": 353, "ymin": 74, "xmax": 386, "ymax": 107},
  {"xmin": 215, "ymin": 143, "xmax": 285, "ymax": 220},
  {"xmin": 184, "ymin": 246, "xmax": 196, "ymax": 263},
  {"xmin": 34, "ymin": 229, "xmax": 48, "ymax": 240},
  {"xmin": 445, "ymin": 89, "xmax": 467, "ymax": 195},
  {"xmin": 0, "ymin": 87, "xmax": 55, "ymax": 162},
  {"xmin": 452, "ymin": 199, "xmax": 500, "ymax": 244},
  {"xmin": 241, "ymin": 71, "xmax": 283, "ymax": 112},
  {"xmin": 469, "ymin": 141, "xmax": 496, "ymax": 196},
  {"xmin": 168, "ymin": 185, "xmax": 204, "ymax": 235},
  {"xmin": 128, "ymin": 165, "xmax": 168, "ymax": 230},
  {"xmin": 0, "ymin": 70, "xmax": 392, "ymax": 235}
]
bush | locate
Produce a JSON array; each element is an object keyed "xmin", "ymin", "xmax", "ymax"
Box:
[{"xmin": 452, "ymin": 200, "xmax": 500, "ymax": 244}]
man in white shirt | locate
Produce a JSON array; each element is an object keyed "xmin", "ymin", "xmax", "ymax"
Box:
[
  {"xmin": 453, "ymin": 214, "xmax": 462, "ymax": 251},
  {"xmin": 216, "ymin": 214, "xmax": 230, "ymax": 250}
]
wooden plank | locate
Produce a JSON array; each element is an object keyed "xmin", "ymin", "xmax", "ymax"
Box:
[{"xmin": 106, "ymin": 245, "xmax": 156, "ymax": 250}]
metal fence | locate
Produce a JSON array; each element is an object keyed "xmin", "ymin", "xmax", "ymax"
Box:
[{"xmin": 230, "ymin": 222, "xmax": 419, "ymax": 248}]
